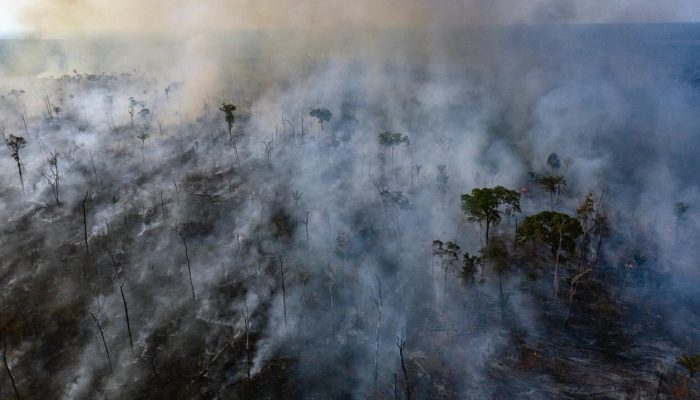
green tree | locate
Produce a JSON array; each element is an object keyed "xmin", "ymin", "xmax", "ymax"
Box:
[
  {"xmin": 219, "ymin": 102, "xmax": 237, "ymax": 142},
  {"xmin": 461, "ymin": 186, "xmax": 521, "ymax": 245},
  {"xmin": 517, "ymin": 211, "xmax": 582, "ymax": 296},
  {"xmin": 5, "ymin": 134, "xmax": 27, "ymax": 192},
  {"xmin": 677, "ymin": 353, "xmax": 700, "ymax": 400},
  {"xmin": 479, "ymin": 237, "xmax": 509, "ymax": 298},
  {"xmin": 310, "ymin": 108, "xmax": 332, "ymax": 130}
]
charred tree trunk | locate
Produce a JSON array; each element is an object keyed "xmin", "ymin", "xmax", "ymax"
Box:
[
  {"xmin": 3, "ymin": 341, "xmax": 20, "ymax": 400},
  {"xmin": 91, "ymin": 313, "xmax": 113, "ymax": 373},
  {"xmin": 280, "ymin": 256, "xmax": 287, "ymax": 327},
  {"xmin": 15, "ymin": 159, "xmax": 24, "ymax": 194},
  {"xmin": 397, "ymin": 338, "xmax": 410, "ymax": 400},
  {"xmin": 82, "ymin": 192, "xmax": 90, "ymax": 256},
  {"xmin": 120, "ymin": 284, "xmax": 134, "ymax": 351}
]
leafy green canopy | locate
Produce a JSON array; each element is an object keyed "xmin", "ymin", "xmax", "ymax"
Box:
[
  {"xmin": 220, "ymin": 103, "xmax": 236, "ymax": 127},
  {"xmin": 517, "ymin": 211, "xmax": 582, "ymax": 256},
  {"xmin": 378, "ymin": 132, "xmax": 409, "ymax": 147},
  {"xmin": 461, "ymin": 186, "xmax": 521, "ymax": 226},
  {"xmin": 310, "ymin": 108, "xmax": 332, "ymax": 124},
  {"xmin": 5, "ymin": 134, "xmax": 26, "ymax": 161}
]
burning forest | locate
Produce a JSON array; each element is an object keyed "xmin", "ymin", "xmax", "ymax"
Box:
[{"xmin": 1, "ymin": 1, "xmax": 700, "ymax": 399}]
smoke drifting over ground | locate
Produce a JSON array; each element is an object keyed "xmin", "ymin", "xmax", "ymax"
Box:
[{"xmin": 0, "ymin": 1, "xmax": 700, "ymax": 399}]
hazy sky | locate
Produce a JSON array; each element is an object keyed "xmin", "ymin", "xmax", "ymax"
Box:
[{"xmin": 2, "ymin": 0, "xmax": 700, "ymax": 37}]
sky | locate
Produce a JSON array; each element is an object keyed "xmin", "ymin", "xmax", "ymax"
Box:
[{"xmin": 2, "ymin": 0, "xmax": 700, "ymax": 37}]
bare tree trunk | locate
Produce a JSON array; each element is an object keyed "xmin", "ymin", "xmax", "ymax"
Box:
[
  {"xmin": 91, "ymin": 313, "xmax": 113, "ymax": 373},
  {"xmin": 374, "ymin": 277, "xmax": 383, "ymax": 385},
  {"xmin": 279, "ymin": 257, "xmax": 287, "ymax": 327},
  {"xmin": 564, "ymin": 269, "xmax": 590, "ymax": 327},
  {"xmin": 243, "ymin": 300, "xmax": 252, "ymax": 379},
  {"xmin": 89, "ymin": 151, "xmax": 98, "ymax": 186},
  {"xmin": 3, "ymin": 341, "xmax": 20, "ymax": 400},
  {"xmin": 177, "ymin": 231, "xmax": 196, "ymax": 301},
  {"xmin": 15, "ymin": 159, "xmax": 24, "ymax": 193},
  {"xmin": 553, "ymin": 232, "xmax": 562, "ymax": 297},
  {"xmin": 160, "ymin": 188, "xmax": 166, "ymax": 223},
  {"xmin": 397, "ymin": 338, "xmax": 410, "ymax": 400},
  {"xmin": 82, "ymin": 192, "xmax": 90, "ymax": 256},
  {"xmin": 120, "ymin": 284, "xmax": 134, "ymax": 351}
]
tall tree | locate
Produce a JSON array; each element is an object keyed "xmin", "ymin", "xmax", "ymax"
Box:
[
  {"xmin": 517, "ymin": 211, "xmax": 582, "ymax": 296},
  {"xmin": 310, "ymin": 108, "xmax": 332, "ymax": 130},
  {"xmin": 461, "ymin": 186, "xmax": 521, "ymax": 245},
  {"xmin": 219, "ymin": 102, "xmax": 237, "ymax": 142},
  {"xmin": 5, "ymin": 134, "xmax": 27, "ymax": 193},
  {"xmin": 479, "ymin": 237, "xmax": 510, "ymax": 299}
]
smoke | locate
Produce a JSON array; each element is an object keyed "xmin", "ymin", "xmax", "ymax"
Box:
[{"xmin": 1, "ymin": 1, "xmax": 700, "ymax": 399}]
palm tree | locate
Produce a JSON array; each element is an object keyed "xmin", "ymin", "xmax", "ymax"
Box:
[
  {"xmin": 136, "ymin": 131, "xmax": 150, "ymax": 163},
  {"xmin": 678, "ymin": 353, "xmax": 700, "ymax": 400}
]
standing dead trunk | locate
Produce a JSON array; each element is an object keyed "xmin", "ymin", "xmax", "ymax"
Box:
[
  {"xmin": 564, "ymin": 269, "xmax": 590, "ymax": 327},
  {"xmin": 3, "ymin": 340, "xmax": 20, "ymax": 400},
  {"xmin": 82, "ymin": 192, "xmax": 90, "ymax": 256},
  {"xmin": 91, "ymin": 313, "xmax": 113, "ymax": 373},
  {"xmin": 243, "ymin": 300, "xmax": 252, "ymax": 379},
  {"xmin": 373, "ymin": 277, "xmax": 383, "ymax": 385},
  {"xmin": 279, "ymin": 256, "xmax": 287, "ymax": 327},
  {"xmin": 397, "ymin": 337, "xmax": 410, "ymax": 400},
  {"xmin": 15, "ymin": 159, "xmax": 24, "ymax": 194},
  {"xmin": 120, "ymin": 284, "xmax": 134, "ymax": 351},
  {"xmin": 553, "ymin": 230, "xmax": 563, "ymax": 297},
  {"xmin": 160, "ymin": 188, "xmax": 166, "ymax": 223},
  {"xmin": 89, "ymin": 151, "xmax": 98, "ymax": 186},
  {"xmin": 177, "ymin": 230, "xmax": 196, "ymax": 301}
]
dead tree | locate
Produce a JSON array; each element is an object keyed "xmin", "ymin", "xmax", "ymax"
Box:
[
  {"xmin": 42, "ymin": 95, "xmax": 53, "ymax": 119},
  {"xmin": 8, "ymin": 89, "xmax": 24, "ymax": 126},
  {"xmin": 89, "ymin": 151, "xmax": 98, "ymax": 186},
  {"xmin": 262, "ymin": 138, "xmax": 274, "ymax": 163},
  {"xmin": 297, "ymin": 271, "xmax": 310, "ymax": 340},
  {"xmin": 160, "ymin": 188, "xmax": 166, "ymax": 223},
  {"xmin": 564, "ymin": 269, "xmax": 591, "ymax": 327},
  {"xmin": 243, "ymin": 299, "xmax": 252, "ymax": 379},
  {"xmin": 120, "ymin": 284, "xmax": 134, "ymax": 351},
  {"xmin": 302, "ymin": 211, "xmax": 310, "ymax": 253},
  {"xmin": 40, "ymin": 151, "xmax": 61, "ymax": 214},
  {"xmin": 173, "ymin": 226, "xmax": 196, "ymax": 301},
  {"xmin": 279, "ymin": 256, "xmax": 287, "ymax": 326},
  {"xmin": 373, "ymin": 276, "xmax": 383, "ymax": 385},
  {"xmin": 91, "ymin": 313, "xmax": 113, "ymax": 373},
  {"xmin": 397, "ymin": 337, "xmax": 411, "ymax": 400},
  {"xmin": 291, "ymin": 190, "xmax": 303, "ymax": 208},
  {"xmin": 3, "ymin": 340, "xmax": 20, "ymax": 399},
  {"xmin": 82, "ymin": 192, "xmax": 90, "ymax": 256}
]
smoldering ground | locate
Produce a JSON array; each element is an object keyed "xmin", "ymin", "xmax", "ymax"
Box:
[{"xmin": 0, "ymin": 3, "xmax": 700, "ymax": 400}]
